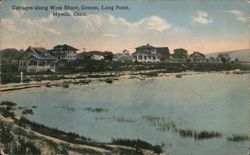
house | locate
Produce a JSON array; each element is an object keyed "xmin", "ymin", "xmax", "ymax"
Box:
[
  {"xmin": 18, "ymin": 47, "xmax": 56, "ymax": 72},
  {"xmin": 76, "ymin": 52, "xmax": 91, "ymax": 60},
  {"xmin": 189, "ymin": 51, "xmax": 206, "ymax": 63},
  {"xmin": 50, "ymin": 44, "xmax": 78, "ymax": 60},
  {"xmin": 113, "ymin": 49, "xmax": 132, "ymax": 62},
  {"xmin": 217, "ymin": 53, "xmax": 231, "ymax": 63},
  {"xmin": 122, "ymin": 49, "xmax": 130, "ymax": 57},
  {"xmin": 77, "ymin": 51, "xmax": 113, "ymax": 61},
  {"xmin": 91, "ymin": 53, "xmax": 104, "ymax": 60},
  {"xmin": 132, "ymin": 44, "xmax": 170, "ymax": 63}
]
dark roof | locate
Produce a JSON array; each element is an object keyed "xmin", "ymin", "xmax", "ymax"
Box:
[
  {"xmin": 136, "ymin": 44, "xmax": 156, "ymax": 50},
  {"xmin": 190, "ymin": 51, "xmax": 205, "ymax": 57},
  {"xmin": 53, "ymin": 44, "xmax": 78, "ymax": 51},
  {"xmin": 86, "ymin": 51, "xmax": 113, "ymax": 56},
  {"xmin": 23, "ymin": 47, "xmax": 56, "ymax": 60},
  {"xmin": 133, "ymin": 44, "xmax": 170, "ymax": 56},
  {"xmin": 156, "ymin": 47, "xmax": 170, "ymax": 55}
]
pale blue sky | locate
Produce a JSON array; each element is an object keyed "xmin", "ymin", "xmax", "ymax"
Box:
[{"xmin": 0, "ymin": 0, "xmax": 249, "ymax": 53}]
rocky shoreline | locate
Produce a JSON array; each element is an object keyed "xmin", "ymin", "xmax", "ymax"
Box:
[
  {"xmin": 0, "ymin": 101, "xmax": 166, "ymax": 155},
  {"xmin": 1, "ymin": 69, "xmax": 245, "ymax": 96}
]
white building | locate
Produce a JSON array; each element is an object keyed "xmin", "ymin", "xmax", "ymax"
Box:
[
  {"xmin": 132, "ymin": 44, "xmax": 170, "ymax": 63},
  {"xmin": 50, "ymin": 44, "xmax": 78, "ymax": 60},
  {"xmin": 189, "ymin": 51, "xmax": 206, "ymax": 63},
  {"xmin": 91, "ymin": 54, "xmax": 104, "ymax": 60},
  {"xmin": 19, "ymin": 47, "xmax": 56, "ymax": 72}
]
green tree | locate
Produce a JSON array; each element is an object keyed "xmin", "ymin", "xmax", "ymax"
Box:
[{"xmin": 173, "ymin": 48, "xmax": 188, "ymax": 61}]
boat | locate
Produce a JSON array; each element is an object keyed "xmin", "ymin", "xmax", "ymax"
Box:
[
  {"xmin": 105, "ymin": 79, "xmax": 113, "ymax": 84},
  {"xmin": 137, "ymin": 76, "xmax": 146, "ymax": 80},
  {"xmin": 175, "ymin": 74, "xmax": 182, "ymax": 78}
]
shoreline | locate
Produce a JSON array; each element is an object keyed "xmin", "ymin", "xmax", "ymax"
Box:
[
  {"xmin": 0, "ymin": 102, "xmax": 165, "ymax": 155},
  {"xmin": 0, "ymin": 69, "xmax": 247, "ymax": 96}
]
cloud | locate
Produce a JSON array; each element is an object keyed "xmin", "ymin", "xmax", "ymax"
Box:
[
  {"xmin": 102, "ymin": 33, "xmax": 118, "ymax": 37},
  {"xmin": 46, "ymin": 28, "xmax": 61, "ymax": 35},
  {"xmin": 85, "ymin": 15, "xmax": 102, "ymax": 30},
  {"xmin": 237, "ymin": 16, "xmax": 249, "ymax": 23},
  {"xmin": 73, "ymin": 13, "xmax": 171, "ymax": 32},
  {"xmin": 227, "ymin": 9, "xmax": 250, "ymax": 27},
  {"xmin": 228, "ymin": 9, "xmax": 243, "ymax": 16},
  {"xmin": 107, "ymin": 14, "xmax": 171, "ymax": 32},
  {"xmin": 192, "ymin": 10, "xmax": 213, "ymax": 25},
  {"xmin": 143, "ymin": 16, "xmax": 171, "ymax": 32},
  {"xmin": 21, "ymin": 14, "xmax": 54, "ymax": 27},
  {"xmin": 12, "ymin": 9, "xmax": 25, "ymax": 18},
  {"xmin": 20, "ymin": 14, "xmax": 61, "ymax": 35},
  {"xmin": 70, "ymin": 12, "xmax": 102, "ymax": 31},
  {"xmin": 1, "ymin": 18, "xmax": 24, "ymax": 33}
]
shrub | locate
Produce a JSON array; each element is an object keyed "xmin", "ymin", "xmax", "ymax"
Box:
[
  {"xmin": 111, "ymin": 138, "xmax": 163, "ymax": 154},
  {"xmin": 1, "ymin": 101, "xmax": 17, "ymax": 106}
]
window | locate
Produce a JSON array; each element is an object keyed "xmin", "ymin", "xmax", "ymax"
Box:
[
  {"xmin": 139, "ymin": 55, "xmax": 142, "ymax": 60},
  {"xmin": 38, "ymin": 61, "xmax": 45, "ymax": 66},
  {"xmin": 153, "ymin": 56, "xmax": 156, "ymax": 60},
  {"xmin": 144, "ymin": 56, "xmax": 147, "ymax": 60}
]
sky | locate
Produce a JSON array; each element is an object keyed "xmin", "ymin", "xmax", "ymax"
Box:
[{"xmin": 0, "ymin": 0, "xmax": 249, "ymax": 54}]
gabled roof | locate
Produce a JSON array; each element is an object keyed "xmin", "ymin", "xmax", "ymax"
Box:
[
  {"xmin": 136, "ymin": 44, "xmax": 156, "ymax": 50},
  {"xmin": 53, "ymin": 44, "xmax": 78, "ymax": 51},
  {"xmin": 23, "ymin": 47, "xmax": 56, "ymax": 60},
  {"xmin": 133, "ymin": 44, "xmax": 170, "ymax": 56},
  {"xmin": 190, "ymin": 51, "xmax": 205, "ymax": 57}
]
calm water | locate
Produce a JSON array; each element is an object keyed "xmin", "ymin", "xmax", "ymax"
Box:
[{"xmin": 1, "ymin": 73, "xmax": 250, "ymax": 155}]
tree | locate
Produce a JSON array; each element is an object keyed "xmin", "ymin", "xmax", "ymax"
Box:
[{"xmin": 173, "ymin": 48, "xmax": 188, "ymax": 61}]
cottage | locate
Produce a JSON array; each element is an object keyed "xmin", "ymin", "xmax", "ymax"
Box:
[
  {"xmin": 189, "ymin": 51, "xmax": 206, "ymax": 63},
  {"xmin": 92, "ymin": 53, "xmax": 104, "ymax": 60},
  {"xmin": 50, "ymin": 44, "xmax": 78, "ymax": 60},
  {"xmin": 18, "ymin": 47, "xmax": 56, "ymax": 72},
  {"xmin": 217, "ymin": 53, "xmax": 231, "ymax": 63},
  {"xmin": 113, "ymin": 49, "xmax": 132, "ymax": 62},
  {"xmin": 77, "ymin": 51, "xmax": 113, "ymax": 61},
  {"xmin": 132, "ymin": 44, "xmax": 170, "ymax": 63}
]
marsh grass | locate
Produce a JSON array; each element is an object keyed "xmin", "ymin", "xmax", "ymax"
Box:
[
  {"xmin": 95, "ymin": 116, "xmax": 136, "ymax": 123},
  {"xmin": 177, "ymin": 129, "xmax": 222, "ymax": 140},
  {"xmin": 0, "ymin": 101, "xmax": 17, "ymax": 106},
  {"xmin": 84, "ymin": 107, "xmax": 108, "ymax": 113},
  {"xmin": 143, "ymin": 115, "xmax": 223, "ymax": 140},
  {"xmin": 111, "ymin": 138, "xmax": 163, "ymax": 154},
  {"xmin": 227, "ymin": 134, "xmax": 250, "ymax": 142},
  {"xmin": 53, "ymin": 105, "xmax": 76, "ymax": 112}
]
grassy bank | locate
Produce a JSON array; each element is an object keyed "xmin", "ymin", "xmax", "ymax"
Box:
[
  {"xmin": 0, "ymin": 101, "xmax": 165, "ymax": 154},
  {"xmin": 2, "ymin": 60, "xmax": 250, "ymax": 84}
]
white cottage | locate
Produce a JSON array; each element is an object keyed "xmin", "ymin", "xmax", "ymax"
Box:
[
  {"xmin": 132, "ymin": 44, "xmax": 170, "ymax": 63},
  {"xmin": 189, "ymin": 51, "xmax": 206, "ymax": 63},
  {"xmin": 18, "ymin": 47, "xmax": 56, "ymax": 72},
  {"xmin": 50, "ymin": 44, "xmax": 78, "ymax": 60}
]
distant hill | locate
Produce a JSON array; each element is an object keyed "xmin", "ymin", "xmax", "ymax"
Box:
[
  {"xmin": 0, "ymin": 48, "xmax": 24, "ymax": 61},
  {"xmin": 206, "ymin": 49, "xmax": 250, "ymax": 62}
]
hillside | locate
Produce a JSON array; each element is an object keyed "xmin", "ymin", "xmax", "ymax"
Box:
[{"xmin": 206, "ymin": 49, "xmax": 250, "ymax": 62}]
